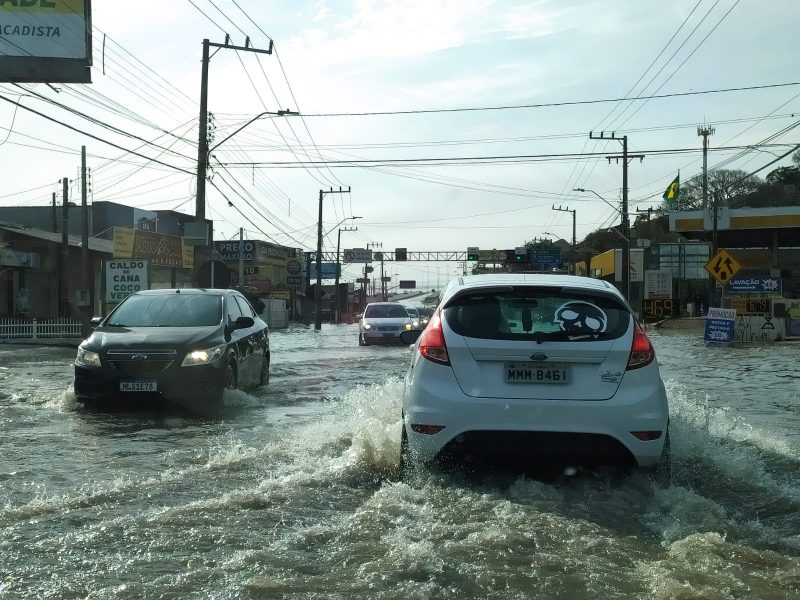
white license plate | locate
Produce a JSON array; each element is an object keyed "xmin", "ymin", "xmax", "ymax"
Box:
[
  {"xmin": 120, "ymin": 381, "xmax": 157, "ymax": 392},
  {"xmin": 504, "ymin": 363, "xmax": 569, "ymax": 384}
]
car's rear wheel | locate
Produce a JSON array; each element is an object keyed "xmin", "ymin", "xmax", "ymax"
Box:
[
  {"xmin": 399, "ymin": 423, "xmax": 411, "ymax": 477},
  {"xmin": 648, "ymin": 431, "xmax": 671, "ymax": 486}
]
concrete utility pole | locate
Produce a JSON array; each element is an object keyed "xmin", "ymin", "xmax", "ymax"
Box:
[
  {"xmin": 81, "ymin": 146, "xmax": 92, "ymax": 320},
  {"xmin": 367, "ymin": 242, "xmax": 383, "ymax": 300},
  {"xmin": 698, "ymin": 125, "xmax": 717, "ymax": 306},
  {"xmin": 315, "ymin": 187, "xmax": 351, "ymax": 330},
  {"xmin": 238, "ymin": 227, "xmax": 244, "ymax": 287},
  {"xmin": 589, "ymin": 132, "xmax": 645, "ymax": 304},
  {"xmin": 334, "ymin": 221, "xmax": 360, "ymax": 324},
  {"xmin": 60, "ymin": 177, "xmax": 69, "ymax": 317},
  {"xmin": 194, "ymin": 36, "xmax": 274, "ymax": 283},
  {"xmin": 552, "ymin": 205, "xmax": 576, "ymax": 273},
  {"xmin": 698, "ymin": 126, "xmax": 716, "ymax": 244}
]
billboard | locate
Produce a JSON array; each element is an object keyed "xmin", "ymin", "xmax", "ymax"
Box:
[
  {"xmin": 113, "ymin": 227, "xmax": 194, "ymax": 269},
  {"xmin": 0, "ymin": 0, "xmax": 93, "ymax": 83}
]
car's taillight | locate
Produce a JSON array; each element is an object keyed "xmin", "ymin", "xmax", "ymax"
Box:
[
  {"xmin": 418, "ymin": 309, "xmax": 450, "ymax": 365},
  {"xmin": 627, "ymin": 321, "xmax": 655, "ymax": 370}
]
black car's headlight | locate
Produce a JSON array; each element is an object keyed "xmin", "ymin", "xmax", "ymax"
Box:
[
  {"xmin": 181, "ymin": 344, "xmax": 225, "ymax": 367},
  {"xmin": 363, "ymin": 323, "xmax": 372, "ymax": 330},
  {"xmin": 75, "ymin": 346, "xmax": 101, "ymax": 367}
]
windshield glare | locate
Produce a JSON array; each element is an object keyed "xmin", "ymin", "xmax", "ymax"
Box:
[
  {"xmin": 106, "ymin": 294, "xmax": 222, "ymax": 327},
  {"xmin": 365, "ymin": 305, "xmax": 409, "ymax": 319}
]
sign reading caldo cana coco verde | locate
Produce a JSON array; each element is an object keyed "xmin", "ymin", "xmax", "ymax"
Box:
[{"xmin": 106, "ymin": 260, "xmax": 148, "ymax": 303}]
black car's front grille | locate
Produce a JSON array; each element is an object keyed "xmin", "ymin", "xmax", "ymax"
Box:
[
  {"xmin": 106, "ymin": 351, "xmax": 177, "ymax": 377},
  {"xmin": 109, "ymin": 360, "xmax": 173, "ymax": 376}
]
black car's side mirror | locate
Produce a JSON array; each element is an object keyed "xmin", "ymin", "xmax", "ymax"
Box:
[
  {"xmin": 234, "ymin": 316, "xmax": 255, "ymax": 330},
  {"xmin": 90, "ymin": 317, "xmax": 103, "ymax": 328},
  {"xmin": 400, "ymin": 329, "xmax": 422, "ymax": 345}
]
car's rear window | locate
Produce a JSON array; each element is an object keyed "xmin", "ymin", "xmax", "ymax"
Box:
[
  {"xmin": 365, "ymin": 305, "xmax": 408, "ymax": 318},
  {"xmin": 444, "ymin": 289, "xmax": 630, "ymax": 342},
  {"xmin": 107, "ymin": 294, "xmax": 223, "ymax": 327}
]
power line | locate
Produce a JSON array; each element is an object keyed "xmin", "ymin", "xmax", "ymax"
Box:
[
  {"xmin": 215, "ymin": 144, "xmax": 798, "ymax": 168},
  {"xmin": 298, "ymin": 82, "xmax": 800, "ymax": 117},
  {"xmin": 0, "ymin": 93, "xmax": 195, "ymax": 175}
]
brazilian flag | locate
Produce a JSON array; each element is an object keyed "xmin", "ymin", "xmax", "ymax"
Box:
[{"xmin": 662, "ymin": 173, "xmax": 680, "ymax": 208}]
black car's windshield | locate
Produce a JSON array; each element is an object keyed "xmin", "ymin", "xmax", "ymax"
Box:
[{"xmin": 106, "ymin": 294, "xmax": 223, "ymax": 327}]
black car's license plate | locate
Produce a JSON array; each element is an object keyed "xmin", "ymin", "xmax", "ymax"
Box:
[
  {"xmin": 504, "ymin": 363, "xmax": 569, "ymax": 384},
  {"xmin": 120, "ymin": 381, "xmax": 157, "ymax": 392}
]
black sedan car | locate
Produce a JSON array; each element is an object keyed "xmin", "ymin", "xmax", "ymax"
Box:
[{"xmin": 74, "ymin": 288, "xmax": 269, "ymax": 415}]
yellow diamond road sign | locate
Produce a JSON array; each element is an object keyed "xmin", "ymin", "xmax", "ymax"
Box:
[{"xmin": 705, "ymin": 249, "xmax": 742, "ymax": 285}]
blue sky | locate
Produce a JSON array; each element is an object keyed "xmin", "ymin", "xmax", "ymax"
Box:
[{"xmin": 1, "ymin": 0, "xmax": 798, "ymax": 288}]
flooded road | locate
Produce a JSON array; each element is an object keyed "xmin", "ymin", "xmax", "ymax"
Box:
[{"xmin": 1, "ymin": 327, "xmax": 799, "ymax": 599}]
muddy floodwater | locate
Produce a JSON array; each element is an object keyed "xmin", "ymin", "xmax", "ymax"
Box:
[{"xmin": 1, "ymin": 326, "xmax": 799, "ymax": 599}]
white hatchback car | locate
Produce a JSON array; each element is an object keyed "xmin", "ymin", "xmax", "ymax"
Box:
[
  {"xmin": 359, "ymin": 302, "xmax": 413, "ymax": 346},
  {"xmin": 400, "ymin": 274, "xmax": 670, "ymax": 476}
]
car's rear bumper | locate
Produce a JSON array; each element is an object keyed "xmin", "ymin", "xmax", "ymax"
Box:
[{"xmin": 402, "ymin": 359, "xmax": 669, "ymax": 468}]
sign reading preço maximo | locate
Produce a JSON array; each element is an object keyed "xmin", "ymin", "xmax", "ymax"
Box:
[{"xmin": 106, "ymin": 260, "xmax": 148, "ymax": 303}]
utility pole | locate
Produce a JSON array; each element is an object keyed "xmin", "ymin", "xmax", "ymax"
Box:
[
  {"xmin": 589, "ymin": 132, "xmax": 645, "ymax": 304},
  {"xmin": 698, "ymin": 125, "xmax": 716, "ymax": 246},
  {"xmin": 238, "ymin": 227, "xmax": 244, "ymax": 287},
  {"xmin": 315, "ymin": 187, "xmax": 351, "ymax": 330},
  {"xmin": 81, "ymin": 146, "xmax": 92, "ymax": 322},
  {"xmin": 552, "ymin": 205, "xmax": 576, "ymax": 274},
  {"xmin": 335, "ymin": 224, "xmax": 359, "ymax": 324},
  {"xmin": 51, "ymin": 192, "xmax": 57, "ymax": 233},
  {"xmin": 60, "ymin": 177, "xmax": 69, "ymax": 317},
  {"xmin": 195, "ymin": 36, "xmax": 274, "ymax": 283},
  {"xmin": 366, "ymin": 242, "xmax": 383, "ymax": 301},
  {"xmin": 698, "ymin": 125, "xmax": 717, "ymax": 306}
]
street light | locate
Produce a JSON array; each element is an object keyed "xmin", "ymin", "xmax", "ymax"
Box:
[
  {"xmin": 208, "ymin": 109, "xmax": 299, "ymax": 154},
  {"xmin": 573, "ymin": 187, "xmax": 630, "ymax": 301},
  {"xmin": 332, "ymin": 216, "xmax": 362, "ymax": 324}
]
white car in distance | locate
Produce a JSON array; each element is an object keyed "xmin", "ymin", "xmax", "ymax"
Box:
[
  {"xmin": 359, "ymin": 302, "xmax": 413, "ymax": 346},
  {"xmin": 399, "ymin": 274, "xmax": 670, "ymax": 479}
]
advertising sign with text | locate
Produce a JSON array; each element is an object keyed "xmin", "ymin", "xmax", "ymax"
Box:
[
  {"xmin": 113, "ymin": 228, "xmax": 194, "ymax": 269},
  {"xmin": 0, "ymin": 0, "xmax": 93, "ymax": 83},
  {"xmin": 106, "ymin": 260, "xmax": 148, "ymax": 303}
]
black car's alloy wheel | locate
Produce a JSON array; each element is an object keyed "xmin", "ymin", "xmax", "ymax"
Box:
[{"xmin": 224, "ymin": 363, "xmax": 237, "ymax": 390}]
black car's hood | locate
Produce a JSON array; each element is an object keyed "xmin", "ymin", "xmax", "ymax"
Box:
[{"xmin": 84, "ymin": 326, "xmax": 222, "ymax": 352}]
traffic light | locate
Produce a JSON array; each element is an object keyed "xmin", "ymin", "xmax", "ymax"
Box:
[
  {"xmin": 395, "ymin": 247, "xmax": 407, "ymax": 261},
  {"xmin": 467, "ymin": 246, "xmax": 479, "ymax": 261},
  {"xmin": 514, "ymin": 246, "xmax": 528, "ymax": 262}
]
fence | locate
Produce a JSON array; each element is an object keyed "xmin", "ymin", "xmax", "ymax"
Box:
[{"xmin": 0, "ymin": 317, "xmax": 83, "ymax": 341}]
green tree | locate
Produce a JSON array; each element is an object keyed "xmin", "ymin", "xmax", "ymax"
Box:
[{"xmin": 678, "ymin": 169, "xmax": 761, "ymax": 209}]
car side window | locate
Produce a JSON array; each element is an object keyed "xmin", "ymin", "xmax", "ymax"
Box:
[
  {"xmin": 234, "ymin": 295, "xmax": 256, "ymax": 318},
  {"xmin": 226, "ymin": 295, "xmax": 243, "ymax": 323}
]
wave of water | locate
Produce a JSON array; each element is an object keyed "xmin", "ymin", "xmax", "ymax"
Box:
[{"xmin": 2, "ymin": 334, "xmax": 799, "ymax": 598}]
